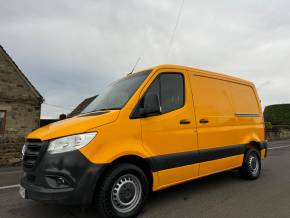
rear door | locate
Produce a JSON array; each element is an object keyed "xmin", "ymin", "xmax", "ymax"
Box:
[
  {"xmin": 139, "ymin": 69, "xmax": 199, "ymax": 188},
  {"xmin": 190, "ymin": 74, "xmax": 244, "ymax": 176}
]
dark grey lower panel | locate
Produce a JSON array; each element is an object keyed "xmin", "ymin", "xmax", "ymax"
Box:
[
  {"xmin": 21, "ymin": 150, "xmax": 107, "ymax": 205},
  {"xmin": 147, "ymin": 144, "xmax": 248, "ymax": 172}
]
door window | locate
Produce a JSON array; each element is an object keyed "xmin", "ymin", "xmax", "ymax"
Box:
[
  {"xmin": 141, "ymin": 73, "xmax": 184, "ymax": 114},
  {"xmin": 0, "ymin": 111, "xmax": 6, "ymax": 133},
  {"xmin": 160, "ymin": 74, "xmax": 184, "ymax": 113}
]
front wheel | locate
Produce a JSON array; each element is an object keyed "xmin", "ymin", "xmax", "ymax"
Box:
[
  {"xmin": 95, "ymin": 163, "xmax": 149, "ymax": 218},
  {"xmin": 240, "ymin": 148, "xmax": 261, "ymax": 180}
]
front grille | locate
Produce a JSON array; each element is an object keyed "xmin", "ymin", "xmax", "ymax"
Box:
[{"xmin": 23, "ymin": 139, "xmax": 47, "ymax": 171}]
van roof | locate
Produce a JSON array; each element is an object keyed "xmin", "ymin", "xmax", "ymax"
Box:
[{"xmin": 150, "ymin": 64, "xmax": 253, "ymax": 86}]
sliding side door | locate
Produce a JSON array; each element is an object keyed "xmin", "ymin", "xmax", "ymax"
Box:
[{"xmin": 190, "ymin": 74, "xmax": 244, "ymax": 176}]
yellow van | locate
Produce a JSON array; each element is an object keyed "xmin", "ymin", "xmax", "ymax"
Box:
[{"xmin": 20, "ymin": 65, "xmax": 268, "ymax": 218}]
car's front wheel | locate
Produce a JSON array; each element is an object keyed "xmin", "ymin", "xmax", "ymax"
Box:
[{"xmin": 95, "ymin": 163, "xmax": 149, "ymax": 218}]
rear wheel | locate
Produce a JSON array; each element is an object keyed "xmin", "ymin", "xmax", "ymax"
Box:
[
  {"xmin": 240, "ymin": 148, "xmax": 261, "ymax": 179},
  {"xmin": 95, "ymin": 163, "xmax": 149, "ymax": 218}
]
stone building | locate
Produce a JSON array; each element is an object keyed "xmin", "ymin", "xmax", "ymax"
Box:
[{"xmin": 0, "ymin": 45, "xmax": 43, "ymax": 165}]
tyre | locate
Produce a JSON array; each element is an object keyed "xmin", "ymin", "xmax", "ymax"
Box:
[
  {"xmin": 240, "ymin": 148, "xmax": 261, "ymax": 180},
  {"xmin": 95, "ymin": 163, "xmax": 149, "ymax": 218}
]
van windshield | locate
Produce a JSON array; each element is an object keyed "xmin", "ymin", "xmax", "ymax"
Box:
[{"xmin": 81, "ymin": 70, "xmax": 151, "ymax": 114}]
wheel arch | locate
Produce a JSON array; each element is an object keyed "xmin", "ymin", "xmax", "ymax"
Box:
[
  {"xmin": 93, "ymin": 155, "xmax": 154, "ymax": 203},
  {"xmin": 246, "ymin": 141, "xmax": 263, "ymax": 154}
]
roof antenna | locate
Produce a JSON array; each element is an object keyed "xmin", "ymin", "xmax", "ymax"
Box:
[{"xmin": 128, "ymin": 57, "xmax": 141, "ymax": 75}]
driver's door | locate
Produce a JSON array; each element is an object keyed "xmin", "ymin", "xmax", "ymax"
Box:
[{"xmin": 139, "ymin": 70, "xmax": 198, "ymax": 189}]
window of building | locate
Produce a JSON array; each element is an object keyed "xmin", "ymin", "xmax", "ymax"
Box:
[{"xmin": 0, "ymin": 111, "xmax": 6, "ymax": 133}]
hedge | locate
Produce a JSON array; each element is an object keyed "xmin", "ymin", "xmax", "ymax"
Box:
[
  {"xmin": 264, "ymin": 104, "xmax": 290, "ymax": 125},
  {"xmin": 264, "ymin": 122, "xmax": 273, "ymax": 130}
]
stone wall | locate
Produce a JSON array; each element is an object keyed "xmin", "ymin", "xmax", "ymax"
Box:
[
  {"xmin": 0, "ymin": 102, "xmax": 40, "ymax": 166},
  {"xmin": 0, "ymin": 46, "xmax": 42, "ymax": 166},
  {"xmin": 0, "ymin": 138, "xmax": 23, "ymax": 166},
  {"xmin": 266, "ymin": 128, "xmax": 290, "ymax": 141},
  {"xmin": 0, "ymin": 52, "xmax": 37, "ymax": 102}
]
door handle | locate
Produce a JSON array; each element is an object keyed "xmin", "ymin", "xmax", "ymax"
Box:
[
  {"xmin": 199, "ymin": 118, "xmax": 209, "ymax": 124},
  {"xmin": 180, "ymin": 119, "xmax": 191, "ymax": 125}
]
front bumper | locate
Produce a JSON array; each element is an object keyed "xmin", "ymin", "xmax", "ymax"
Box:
[{"xmin": 20, "ymin": 148, "xmax": 106, "ymax": 205}]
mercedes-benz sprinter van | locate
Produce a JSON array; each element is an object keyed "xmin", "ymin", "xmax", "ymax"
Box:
[{"xmin": 20, "ymin": 65, "xmax": 268, "ymax": 218}]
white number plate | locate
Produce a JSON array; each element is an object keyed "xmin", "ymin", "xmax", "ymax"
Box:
[{"xmin": 19, "ymin": 186, "xmax": 27, "ymax": 199}]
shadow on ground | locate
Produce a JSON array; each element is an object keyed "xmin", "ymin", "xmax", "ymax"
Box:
[{"xmin": 14, "ymin": 170, "xmax": 244, "ymax": 218}]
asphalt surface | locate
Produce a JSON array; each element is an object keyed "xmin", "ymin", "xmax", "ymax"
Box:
[{"xmin": 1, "ymin": 140, "xmax": 290, "ymax": 218}]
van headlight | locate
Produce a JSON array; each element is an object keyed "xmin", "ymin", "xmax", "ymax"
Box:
[{"xmin": 47, "ymin": 132, "xmax": 97, "ymax": 154}]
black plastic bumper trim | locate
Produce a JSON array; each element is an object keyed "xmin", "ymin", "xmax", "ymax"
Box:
[
  {"xmin": 21, "ymin": 150, "xmax": 106, "ymax": 205},
  {"xmin": 148, "ymin": 144, "xmax": 249, "ymax": 172}
]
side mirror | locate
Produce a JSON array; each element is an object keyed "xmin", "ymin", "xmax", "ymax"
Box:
[{"xmin": 141, "ymin": 93, "xmax": 161, "ymax": 116}]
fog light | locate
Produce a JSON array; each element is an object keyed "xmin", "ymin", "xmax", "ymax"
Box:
[
  {"xmin": 56, "ymin": 177, "xmax": 66, "ymax": 185},
  {"xmin": 45, "ymin": 175, "xmax": 70, "ymax": 188}
]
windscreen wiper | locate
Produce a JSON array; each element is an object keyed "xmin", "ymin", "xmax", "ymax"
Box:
[{"xmin": 94, "ymin": 108, "xmax": 121, "ymax": 111}]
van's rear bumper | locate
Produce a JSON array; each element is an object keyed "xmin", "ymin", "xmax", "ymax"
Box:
[
  {"xmin": 20, "ymin": 149, "xmax": 106, "ymax": 205},
  {"xmin": 260, "ymin": 141, "xmax": 268, "ymax": 159}
]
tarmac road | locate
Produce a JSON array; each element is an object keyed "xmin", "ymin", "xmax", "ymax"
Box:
[{"xmin": 1, "ymin": 140, "xmax": 290, "ymax": 218}]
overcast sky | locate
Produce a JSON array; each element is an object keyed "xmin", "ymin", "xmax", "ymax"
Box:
[{"xmin": 1, "ymin": 0, "xmax": 290, "ymax": 118}]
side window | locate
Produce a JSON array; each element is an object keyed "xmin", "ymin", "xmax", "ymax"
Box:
[
  {"xmin": 143, "ymin": 77, "xmax": 160, "ymax": 100},
  {"xmin": 160, "ymin": 74, "xmax": 184, "ymax": 113},
  {"xmin": 0, "ymin": 111, "xmax": 6, "ymax": 133},
  {"xmin": 138, "ymin": 73, "xmax": 184, "ymax": 115}
]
